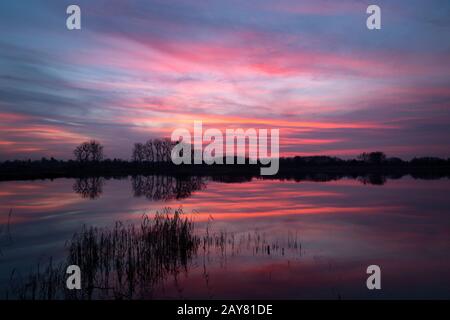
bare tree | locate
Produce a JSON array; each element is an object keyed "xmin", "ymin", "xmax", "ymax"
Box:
[
  {"xmin": 133, "ymin": 138, "xmax": 178, "ymax": 163},
  {"xmin": 73, "ymin": 140, "xmax": 104, "ymax": 162},
  {"xmin": 162, "ymin": 138, "xmax": 172, "ymax": 162},
  {"xmin": 144, "ymin": 140, "xmax": 154, "ymax": 162},
  {"xmin": 132, "ymin": 143, "xmax": 145, "ymax": 162},
  {"xmin": 89, "ymin": 140, "xmax": 104, "ymax": 161},
  {"xmin": 74, "ymin": 142, "xmax": 90, "ymax": 162},
  {"xmin": 153, "ymin": 139, "xmax": 162, "ymax": 162}
]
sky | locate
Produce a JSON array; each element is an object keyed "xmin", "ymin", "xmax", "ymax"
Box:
[{"xmin": 0, "ymin": 0, "xmax": 449, "ymax": 160}]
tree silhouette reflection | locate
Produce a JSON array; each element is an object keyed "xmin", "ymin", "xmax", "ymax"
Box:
[
  {"xmin": 73, "ymin": 177, "xmax": 105, "ymax": 199},
  {"xmin": 131, "ymin": 175, "xmax": 206, "ymax": 201}
]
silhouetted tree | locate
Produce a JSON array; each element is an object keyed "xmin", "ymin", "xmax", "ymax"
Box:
[
  {"xmin": 386, "ymin": 157, "xmax": 403, "ymax": 164},
  {"xmin": 153, "ymin": 139, "xmax": 162, "ymax": 162},
  {"xmin": 161, "ymin": 138, "xmax": 178, "ymax": 162},
  {"xmin": 90, "ymin": 140, "xmax": 103, "ymax": 161},
  {"xmin": 411, "ymin": 157, "xmax": 446, "ymax": 165},
  {"xmin": 74, "ymin": 140, "xmax": 104, "ymax": 162},
  {"xmin": 73, "ymin": 142, "xmax": 90, "ymax": 162},
  {"xmin": 132, "ymin": 143, "xmax": 145, "ymax": 162},
  {"xmin": 357, "ymin": 152, "xmax": 386, "ymax": 164},
  {"xmin": 132, "ymin": 138, "xmax": 178, "ymax": 163},
  {"xmin": 145, "ymin": 140, "xmax": 153, "ymax": 162},
  {"xmin": 161, "ymin": 138, "xmax": 170, "ymax": 162}
]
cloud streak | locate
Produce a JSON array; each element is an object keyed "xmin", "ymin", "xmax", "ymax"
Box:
[{"xmin": 0, "ymin": 0, "xmax": 449, "ymax": 160}]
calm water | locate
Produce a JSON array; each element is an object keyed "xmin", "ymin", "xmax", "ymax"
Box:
[{"xmin": 0, "ymin": 176, "xmax": 449, "ymax": 299}]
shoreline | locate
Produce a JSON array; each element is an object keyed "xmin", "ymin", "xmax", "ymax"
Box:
[{"xmin": 1, "ymin": 159, "xmax": 450, "ymax": 182}]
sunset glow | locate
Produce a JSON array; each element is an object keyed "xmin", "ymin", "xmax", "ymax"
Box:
[{"xmin": 1, "ymin": 0, "xmax": 449, "ymax": 160}]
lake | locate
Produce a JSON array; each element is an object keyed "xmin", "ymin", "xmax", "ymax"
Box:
[{"xmin": 0, "ymin": 175, "xmax": 449, "ymax": 299}]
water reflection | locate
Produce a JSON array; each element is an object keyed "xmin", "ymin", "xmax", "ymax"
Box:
[
  {"xmin": 0, "ymin": 176, "xmax": 449, "ymax": 299},
  {"xmin": 70, "ymin": 173, "xmax": 400, "ymax": 202},
  {"xmin": 357, "ymin": 174, "xmax": 387, "ymax": 185},
  {"xmin": 70, "ymin": 175, "xmax": 207, "ymax": 201},
  {"xmin": 66, "ymin": 172, "xmax": 450, "ymax": 203},
  {"xmin": 131, "ymin": 175, "xmax": 206, "ymax": 201},
  {"xmin": 7, "ymin": 208, "xmax": 302, "ymax": 300},
  {"xmin": 8, "ymin": 209, "xmax": 197, "ymax": 300},
  {"xmin": 73, "ymin": 177, "xmax": 105, "ymax": 199}
]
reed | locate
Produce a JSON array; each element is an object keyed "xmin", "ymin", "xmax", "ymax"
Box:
[
  {"xmin": 6, "ymin": 208, "xmax": 301, "ymax": 299},
  {"xmin": 8, "ymin": 208, "xmax": 199, "ymax": 299}
]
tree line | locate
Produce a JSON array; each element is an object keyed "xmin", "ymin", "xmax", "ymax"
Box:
[
  {"xmin": 72, "ymin": 139, "xmax": 178, "ymax": 163},
  {"xmin": 40, "ymin": 140, "xmax": 450, "ymax": 166},
  {"xmin": 131, "ymin": 138, "xmax": 178, "ymax": 163}
]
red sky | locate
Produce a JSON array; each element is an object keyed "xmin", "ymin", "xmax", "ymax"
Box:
[{"xmin": 0, "ymin": 0, "xmax": 449, "ymax": 160}]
